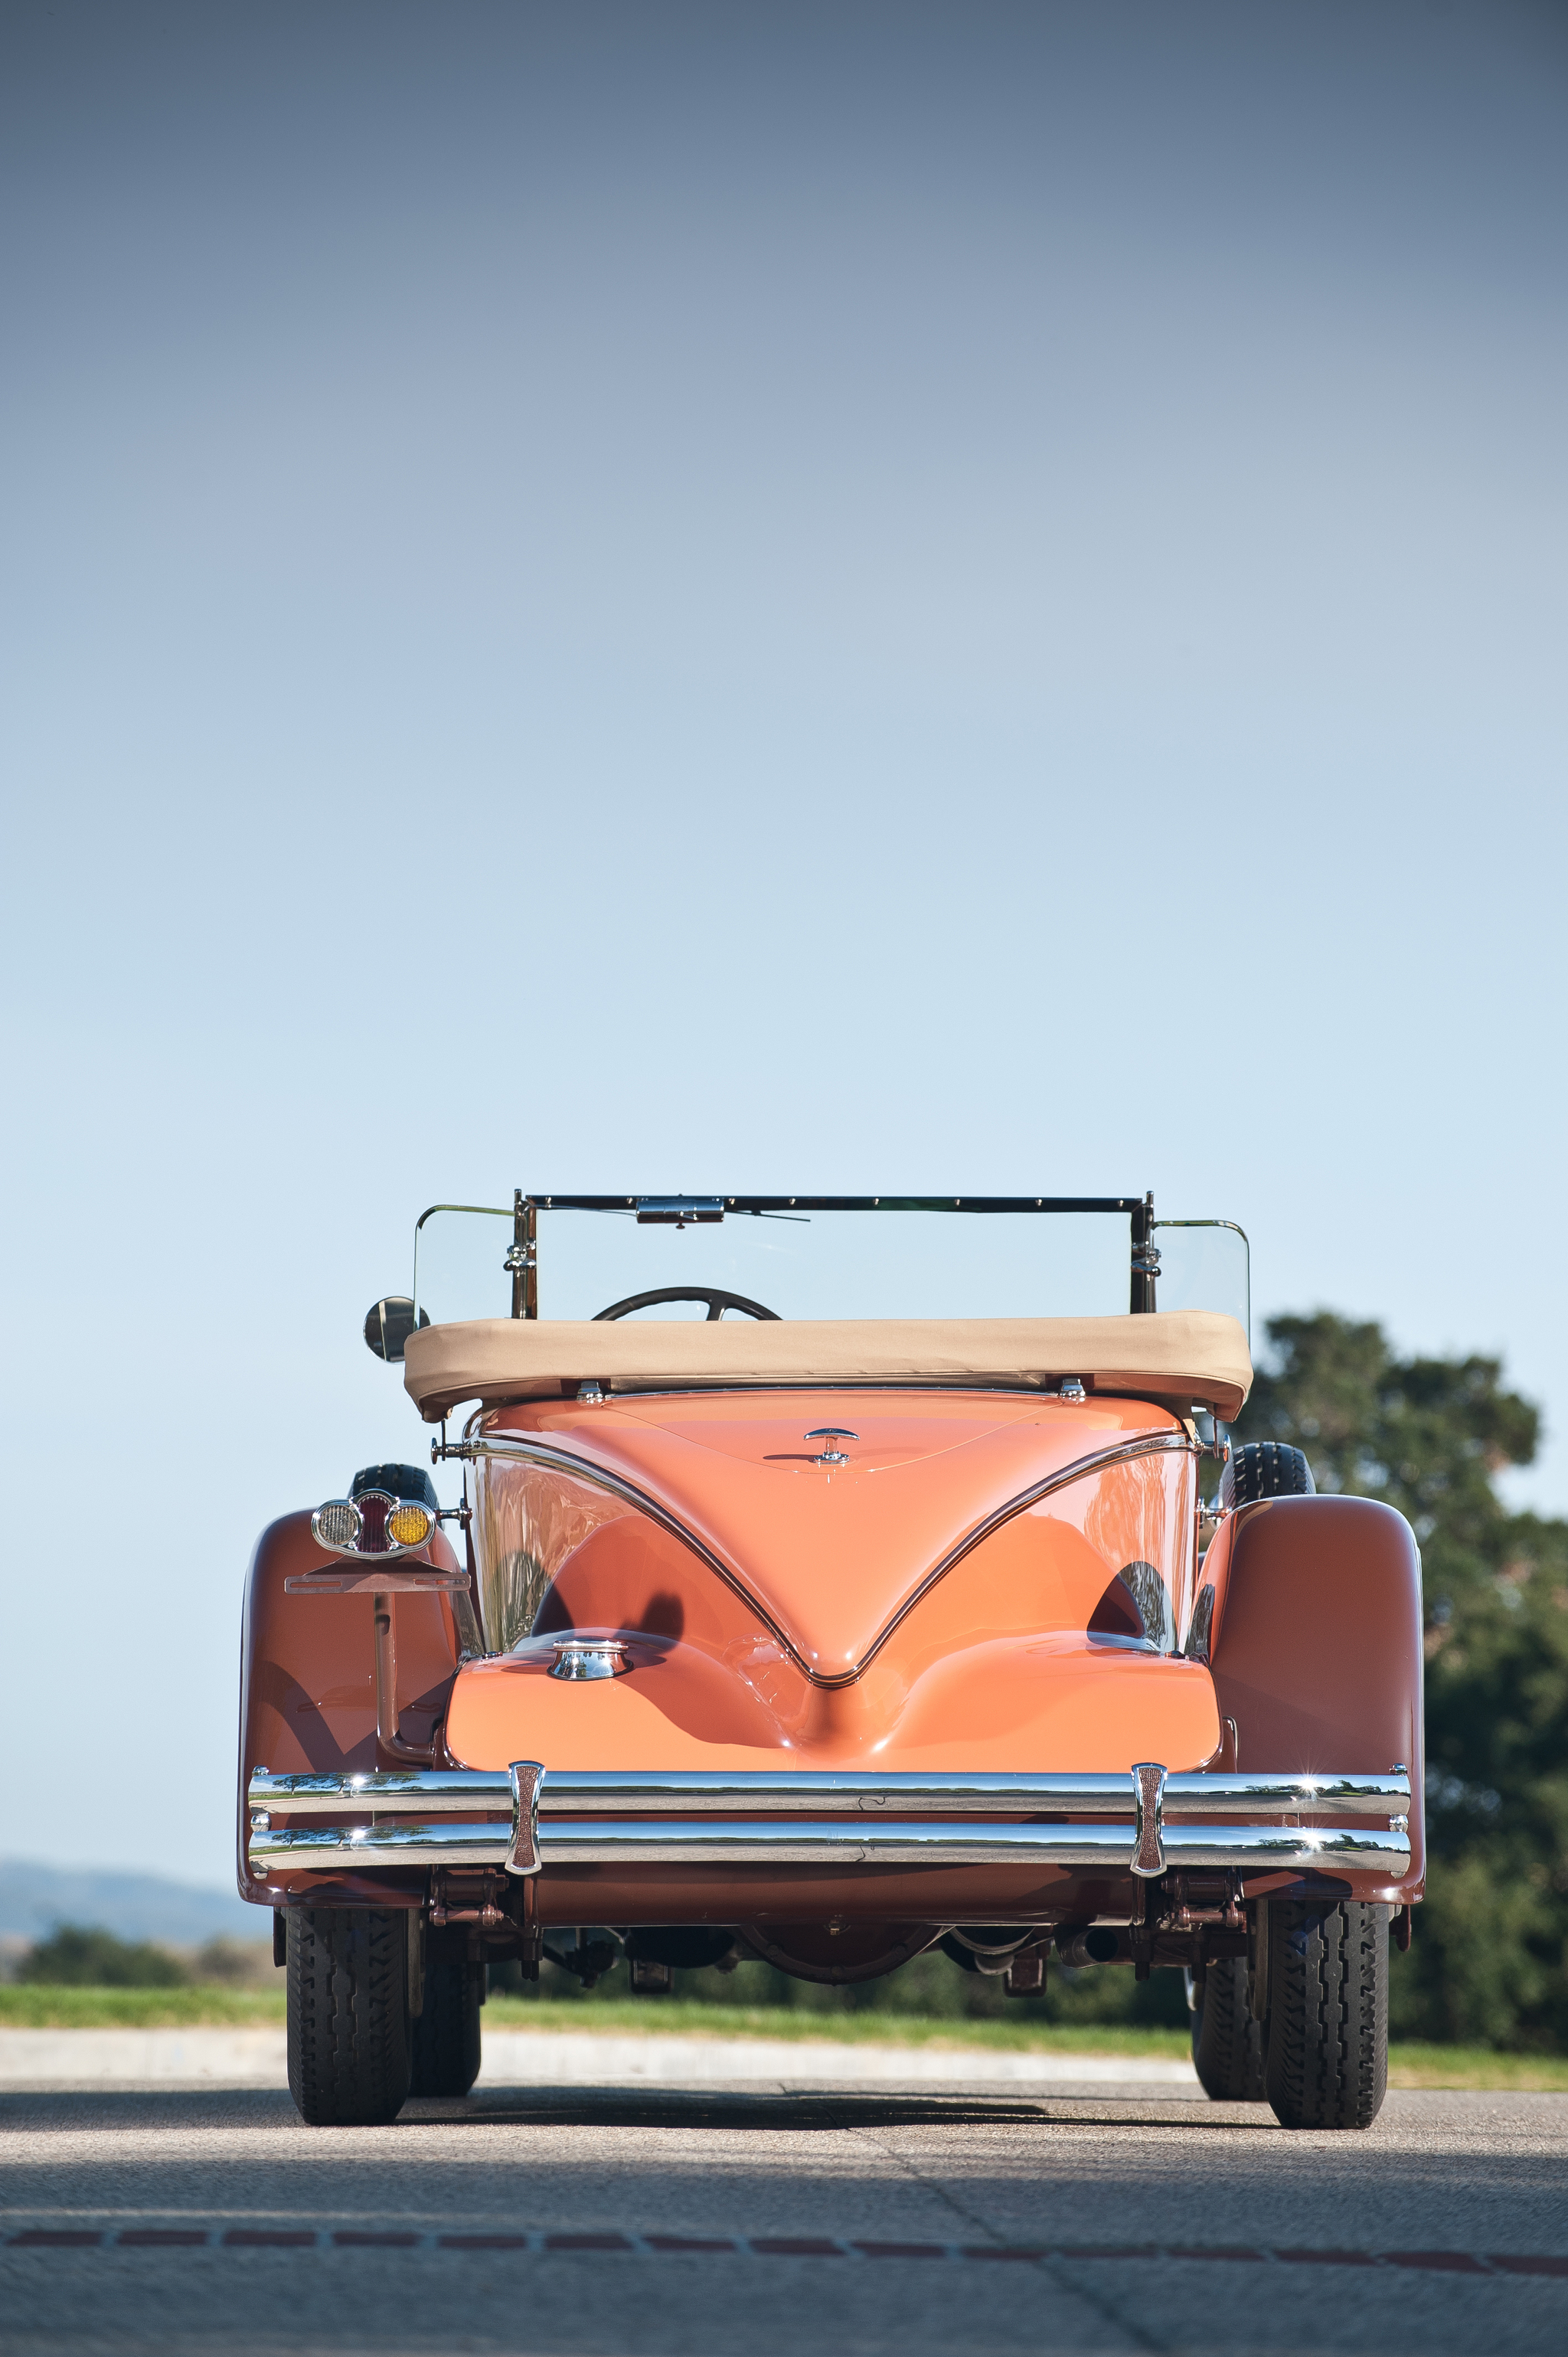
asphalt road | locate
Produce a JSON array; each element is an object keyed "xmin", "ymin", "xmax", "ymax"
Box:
[{"xmin": 4, "ymin": 2072, "xmax": 1566, "ymax": 2355}]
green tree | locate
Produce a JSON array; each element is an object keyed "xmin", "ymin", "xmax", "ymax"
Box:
[
  {"xmin": 18, "ymin": 1924, "xmax": 188, "ymax": 1988},
  {"xmin": 1235, "ymin": 1314, "xmax": 1568, "ymax": 2049}
]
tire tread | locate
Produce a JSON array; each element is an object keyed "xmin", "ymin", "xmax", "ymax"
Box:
[
  {"xmin": 410, "ymin": 1929, "xmax": 482, "ymax": 2097},
  {"xmin": 1220, "ymin": 1441, "xmax": 1315, "ymax": 1509},
  {"xmin": 1192, "ymin": 1956, "xmax": 1266, "ymax": 2100},
  {"xmin": 1264, "ymin": 1901, "xmax": 1387, "ymax": 2131},
  {"xmin": 286, "ymin": 1908, "xmax": 412, "ymax": 2127}
]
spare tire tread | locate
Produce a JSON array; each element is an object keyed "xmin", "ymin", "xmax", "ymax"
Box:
[{"xmin": 1220, "ymin": 1440, "xmax": 1315, "ymax": 1509}]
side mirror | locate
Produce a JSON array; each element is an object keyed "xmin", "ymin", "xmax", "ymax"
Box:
[{"xmin": 364, "ymin": 1296, "xmax": 430, "ymax": 1363}]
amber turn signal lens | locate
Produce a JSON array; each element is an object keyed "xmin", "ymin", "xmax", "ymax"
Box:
[{"xmin": 386, "ymin": 1502, "xmax": 434, "ymax": 1549}]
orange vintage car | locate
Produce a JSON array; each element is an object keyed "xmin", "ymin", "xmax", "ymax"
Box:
[{"xmin": 239, "ymin": 1194, "xmax": 1421, "ymax": 2131}]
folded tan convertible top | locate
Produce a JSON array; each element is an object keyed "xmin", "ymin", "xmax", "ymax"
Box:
[{"xmin": 403, "ymin": 1311, "xmax": 1253, "ymax": 1422}]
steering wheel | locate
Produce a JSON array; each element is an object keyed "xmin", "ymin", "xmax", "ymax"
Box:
[{"xmin": 593, "ymin": 1286, "xmax": 781, "ymax": 1322}]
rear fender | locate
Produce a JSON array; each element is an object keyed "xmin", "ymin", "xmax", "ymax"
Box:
[
  {"xmin": 1199, "ymin": 1494, "xmax": 1423, "ymax": 1898},
  {"xmin": 236, "ymin": 1510, "xmax": 464, "ymax": 1908}
]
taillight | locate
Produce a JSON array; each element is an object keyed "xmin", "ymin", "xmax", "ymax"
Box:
[
  {"xmin": 355, "ymin": 1492, "xmax": 392, "ymax": 1552},
  {"xmin": 310, "ymin": 1499, "xmax": 362, "ymax": 1551},
  {"xmin": 385, "ymin": 1502, "xmax": 434, "ymax": 1550},
  {"xmin": 309, "ymin": 1489, "xmax": 433, "ymax": 1555}
]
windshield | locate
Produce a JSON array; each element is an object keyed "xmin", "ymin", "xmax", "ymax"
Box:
[{"xmin": 412, "ymin": 1196, "xmax": 1249, "ymax": 1339}]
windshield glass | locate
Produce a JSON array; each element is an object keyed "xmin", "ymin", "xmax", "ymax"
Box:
[{"xmin": 412, "ymin": 1198, "xmax": 1249, "ymax": 1339}]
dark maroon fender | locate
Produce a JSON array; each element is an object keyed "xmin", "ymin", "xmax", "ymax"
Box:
[{"xmin": 1199, "ymin": 1494, "xmax": 1424, "ymax": 1901}]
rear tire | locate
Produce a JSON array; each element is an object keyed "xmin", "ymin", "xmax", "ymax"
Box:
[
  {"xmin": 1264, "ymin": 1901, "xmax": 1388, "ymax": 2130},
  {"xmin": 410, "ymin": 1927, "xmax": 482, "ymax": 2097},
  {"xmin": 286, "ymin": 1908, "xmax": 412, "ymax": 2127},
  {"xmin": 1220, "ymin": 1441, "xmax": 1314, "ymax": 1506},
  {"xmin": 1191, "ymin": 1957, "xmax": 1266, "ymax": 2100}
]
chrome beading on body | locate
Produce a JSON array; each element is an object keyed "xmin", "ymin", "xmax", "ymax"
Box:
[{"xmin": 438, "ymin": 1428, "xmax": 1201, "ymax": 1675}]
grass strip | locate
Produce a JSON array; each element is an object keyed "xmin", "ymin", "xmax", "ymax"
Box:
[
  {"xmin": 3, "ymin": 1986, "xmax": 1567, "ymax": 2086},
  {"xmin": 0, "ymin": 1986, "xmax": 288, "ymax": 2028},
  {"xmin": 482, "ymin": 1998, "xmax": 1194, "ymax": 2057},
  {"xmin": 1384, "ymin": 2043, "xmax": 1568, "ymax": 2092}
]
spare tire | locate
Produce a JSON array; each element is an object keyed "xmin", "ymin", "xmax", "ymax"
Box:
[
  {"xmin": 1220, "ymin": 1440, "xmax": 1315, "ymax": 1509},
  {"xmin": 352, "ymin": 1463, "xmax": 439, "ymax": 1510}
]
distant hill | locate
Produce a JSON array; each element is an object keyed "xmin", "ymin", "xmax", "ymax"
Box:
[{"xmin": 0, "ymin": 1859, "xmax": 260, "ymax": 1947}]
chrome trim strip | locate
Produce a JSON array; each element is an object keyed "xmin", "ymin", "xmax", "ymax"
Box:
[
  {"xmin": 457, "ymin": 1435, "xmax": 800, "ymax": 1669},
  {"xmin": 452, "ymin": 1430, "xmax": 1197, "ymax": 1687},
  {"xmin": 248, "ymin": 1816, "xmax": 1412, "ymax": 1875},
  {"xmin": 858, "ymin": 1434, "xmax": 1195, "ymax": 1673},
  {"xmin": 247, "ymin": 1766, "xmax": 1411, "ymax": 1821}
]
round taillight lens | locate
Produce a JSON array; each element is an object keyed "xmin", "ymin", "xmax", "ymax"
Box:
[
  {"xmin": 386, "ymin": 1502, "xmax": 434, "ymax": 1550},
  {"xmin": 311, "ymin": 1499, "xmax": 362, "ymax": 1551}
]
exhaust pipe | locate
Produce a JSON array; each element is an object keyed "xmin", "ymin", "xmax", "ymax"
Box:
[
  {"xmin": 942, "ymin": 1926, "xmax": 1033, "ymax": 1976},
  {"xmin": 1056, "ymin": 1926, "xmax": 1122, "ymax": 1968}
]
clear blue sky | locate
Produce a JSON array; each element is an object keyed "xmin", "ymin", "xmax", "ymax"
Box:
[{"xmin": 3, "ymin": 0, "xmax": 1565, "ymax": 1888}]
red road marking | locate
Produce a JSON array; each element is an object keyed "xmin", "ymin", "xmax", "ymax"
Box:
[
  {"xmin": 1383, "ymin": 2251, "xmax": 1491, "ymax": 2274},
  {"xmin": 5, "ymin": 2229, "xmax": 1567, "ymax": 2274},
  {"xmin": 1057, "ymin": 2244, "xmax": 1163, "ymax": 2259},
  {"xmin": 436, "ymin": 2234, "xmax": 529, "ymax": 2250}
]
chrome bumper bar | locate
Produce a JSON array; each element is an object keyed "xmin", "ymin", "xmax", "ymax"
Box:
[{"xmin": 248, "ymin": 1764, "xmax": 1412, "ymax": 1880}]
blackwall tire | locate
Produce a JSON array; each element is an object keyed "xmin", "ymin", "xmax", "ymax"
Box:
[
  {"xmin": 286, "ymin": 1908, "xmax": 413, "ymax": 2127},
  {"xmin": 1264, "ymin": 1901, "xmax": 1388, "ymax": 2131},
  {"xmin": 1220, "ymin": 1442, "xmax": 1315, "ymax": 1508},
  {"xmin": 410, "ymin": 1928, "xmax": 482, "ymax": 2097},
  {"xmin": 1191, "ymin": 1957, "xmax": 1266, "ymax": 2100}
]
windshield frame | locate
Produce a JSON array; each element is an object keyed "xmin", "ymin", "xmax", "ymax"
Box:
[{"xmin": 418, "ymin": 1192, "xmax": 1181, "ymax": 1322}]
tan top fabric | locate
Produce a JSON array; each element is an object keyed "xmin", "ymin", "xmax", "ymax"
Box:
[{"xmin": 403, "ymin": 1311, "xmax": 1253, "ymax": 1422}]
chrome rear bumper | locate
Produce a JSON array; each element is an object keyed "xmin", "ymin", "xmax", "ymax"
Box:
[{"xmin": 247, "ymin": 1764, "xmax": 1412, "ymax": 1880}]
